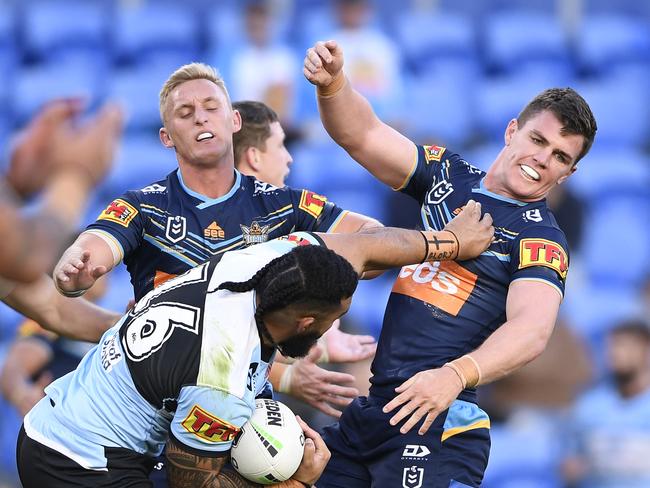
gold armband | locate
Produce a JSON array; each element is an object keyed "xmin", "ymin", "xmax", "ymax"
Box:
[
  {"xmin": 443, "ymin": 354, "xmax": 482, "ymax": 388},
  {"xmin": 317, "ymin": 71, "xmax": 347, "ymax": 98}
]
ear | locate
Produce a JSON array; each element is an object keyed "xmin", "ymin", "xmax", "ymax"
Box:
[
  {"xmin": 504, "ymin": 118, "xmax": 518, "ymax": 146},
  {"xmin": 159, "ymin": 127, "xmax": 174, "ymax": 148},
  {"xmin": 232, "ymin": 109, "xmax": 242, "ymax": 134},
  {"xmin": 557, "ymin": 164, "xmax": 578, "ymax": 185},
  {"xmin": 296, "ymin": 316, "xmax": 315, "ymax": 334},
  {"xmin": 244, "ymin": 146, "xmax": 262, "ymax": 171}
]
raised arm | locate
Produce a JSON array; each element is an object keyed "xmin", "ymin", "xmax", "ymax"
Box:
[
  {"xmin": 3, "ymin": 274, "xmax": 121, "ymax": 342},
  {"xmin": 304, "ymin": 40, "xmax": 416, "ymax": 189},
  {"xmin": 317, "ymin": 200, "xmax": 494, "ymax": 276}
]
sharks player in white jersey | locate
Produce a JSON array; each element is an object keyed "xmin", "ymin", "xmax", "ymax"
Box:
[{"xmin": 18, "ymin": 205, "xmax": 493, "ymax": 488}]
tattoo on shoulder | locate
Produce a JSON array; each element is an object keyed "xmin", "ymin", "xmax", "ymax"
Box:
[{"xmin": 166, "ymin": 437, "xmax": 262, "ymax": 487}]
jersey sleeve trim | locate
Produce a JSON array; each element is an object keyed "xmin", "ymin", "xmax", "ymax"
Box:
[
  {"xmin": 392, "ymin": 144, "xmax": 419, "ymax": 191},
  {"xmin": 510, "ymin": 277, "xmax": 564, "ymax": 300},
  {"xmin": 84, "ymin": 229, "xmax": 124, "ymax": 265},
  {"xmin": 168, "ymin": 430, "xmax": 231, "ymax": 458},
  {"xmin": 326, "ymin": 210, "xmax": 350, "ymax": 233}
]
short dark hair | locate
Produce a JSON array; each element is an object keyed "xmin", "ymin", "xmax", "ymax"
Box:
[
  {"xmin": 217, "ymin": 244, "xmax": 358, "ymax": 324},
  {"xmin": 517, "ymin": 88, "xmax": 597, "ymax": 163},
  {"xmin": 232, "ymin": 101, "xmax": 279, "ymax": 166},
  {"xmin": 610, "ymin": 319, "xmax": 650, "ymax": 342}
]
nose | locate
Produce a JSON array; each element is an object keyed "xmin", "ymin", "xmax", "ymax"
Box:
[
  {"xmin": 194, "ymin": 107, "xmax": 208, "ymax": 125},
  {"xmin": 532, "ymin": 149, "xmax": 550, "ymax": 168}
]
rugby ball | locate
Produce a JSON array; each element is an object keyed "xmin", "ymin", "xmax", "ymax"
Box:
[{"xmin": 231, "ymin": 399, "xmax": 305, "ymax": 484}]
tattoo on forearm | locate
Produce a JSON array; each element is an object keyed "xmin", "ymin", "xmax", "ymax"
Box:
[
  {"xmin": 166, "ymin": 437, "xmax": 262, "ymax": 488},
  {"xmin": 421, "ymin": 231, "xmax": 457, "ymax": 262}
]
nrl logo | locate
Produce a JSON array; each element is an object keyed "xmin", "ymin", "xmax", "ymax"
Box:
[
  {"xmin": 166, "ymin": 216, "xmax": 187, "ymax": 243},
  {"xmin": 240, "ymin": 221, "xmax": 270, "ymax": 246}
]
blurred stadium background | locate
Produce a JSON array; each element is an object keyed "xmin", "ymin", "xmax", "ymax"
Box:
[{"xmin": 0, "ymin": 0, "xmax": 649, "ymax": 486}]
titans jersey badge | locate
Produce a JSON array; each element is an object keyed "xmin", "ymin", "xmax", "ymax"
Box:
[{"xmin": 241, "ymin": 221, "xmax": 271, "ymax": 246}]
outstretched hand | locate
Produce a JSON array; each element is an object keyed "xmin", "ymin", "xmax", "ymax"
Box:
[
  {"xmin": 288, "ymin": 346, "xmax": 359, "ymax": 418},
  {"xmin": 322, "ymin": 320, "xmax": 376, "ymax": 363},
  {"xmin": 53, "ymin": 248, "xmax": 108, "ymax": 296},
  {"xmin": 303, "ymin": 40, "xmax": 345, "ymax": 87}
]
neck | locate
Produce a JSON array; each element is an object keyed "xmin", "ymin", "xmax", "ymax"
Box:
[{"xmin": 177, "ymin": 161, "xmax": 236, "ymax": 199}]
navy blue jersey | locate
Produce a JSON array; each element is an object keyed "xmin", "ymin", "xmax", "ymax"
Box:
[
  {"xmin": 370, "ymin": 145, "xmax": 569, "ymax": 404},
  {"xmin": 86, "ymin": 170, "xmax": 347, "ymax": 300}
]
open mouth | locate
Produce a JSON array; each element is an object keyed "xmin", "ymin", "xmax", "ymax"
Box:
[
  {"xmin": 196, "ymin": 132, "xmax": 214, "ymax": 142},
  {"xmin": 520, "ymin": 164, "xmax": 540, "ymax": 181}
]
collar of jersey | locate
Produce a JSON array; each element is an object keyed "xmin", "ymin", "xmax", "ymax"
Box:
[
  {"xmin": 472, "ymin": 177, "xmax": 531, "ymax": 207},
  {"xmin": 176, "ymin": 168, "xmax": 241, "ymax": 208}
]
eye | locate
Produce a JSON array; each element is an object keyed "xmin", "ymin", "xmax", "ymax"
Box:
[
  {"xmin": 531, "ymin": 136, "xmax": 542, "ymax": 144},
  {"xmin": 555, "ymin": 153, "xmax": 568, "ymax": 164}
]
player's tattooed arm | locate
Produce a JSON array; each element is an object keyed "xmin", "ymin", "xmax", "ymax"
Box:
[{"xmin": 166, "ymin": 436, "xmax": 254, "ymax": 487}]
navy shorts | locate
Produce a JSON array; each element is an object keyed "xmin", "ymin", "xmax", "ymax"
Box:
[{"xmin": 318, "ymin": 396, "xmax": 490, "ymax": 488}]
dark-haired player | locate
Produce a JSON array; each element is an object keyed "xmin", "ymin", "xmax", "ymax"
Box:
[
  {"xmin": 305, "ymin": 40, "xmax": 597, "ymax": 487},
  {"xmin": 18, "ymin": 210, "xmax": 494, "ymax": 487}
]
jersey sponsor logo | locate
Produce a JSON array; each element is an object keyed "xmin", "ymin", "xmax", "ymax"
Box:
[
  {"xmin": 402, "ymin": 444, "xmax": 431, "ymax": 458},
  {"xmin": 204, "ymin": 221, "xmax": 225, "ymax": 240},
  {"xmin": 98, "ymin": 199, "xmax": 138, "ymax": 227},
  {"xmin": 392, "ymin": 261, "xmax": 478, "ymax": 316},
  {"xmin": 182, "ymin": 405, "xmax": 240, "ymax": 443},
  {"xmin": 423, "ymin": 145, "xmax": 445, "ymax": 163},
  {"xmin": 141, "ymin": 183, "xmax": 166, "ymax": 193},
  {"xmin": 165, "ymin": 216, "xmax": 187, "ymax": 243},
  {"xmin": 254, "ymin": 180, "xmax": 279, "ymax": 194},
  {"xmin": 523, "ymin": 209, "xmax": 543, "ymax": 223},
  {"xmin": 100, "ymin": 333, "xmax": 123, "ymax": 373},
  {"xmin": 519, "ymin": 238, "xmax": 568, "ymax": 279},
  {"xmin": 299, "ymin": 190, "xmax": 327, "ymax": 218},
  {"xmin": 241, "ymin": 221, "xmax": 270, "ymax": 246},
  {"xmin": 402, "ymin": 465, "xmax": 425, "ymax": 488},
  {"xmin": 426, "ymin": 180, "xmax": 454, "ymax": 205}
]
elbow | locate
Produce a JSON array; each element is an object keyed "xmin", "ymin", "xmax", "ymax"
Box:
[{"xmin": 527, "ymin": 327, "xmax": 554, "ymax": 363}]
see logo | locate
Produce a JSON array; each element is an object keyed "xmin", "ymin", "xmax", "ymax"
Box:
[
  {"xmin": 204, "ymin": 221, "xmax": 225, "ymax": 240},
  {"xmin": 182, "ymin": 405, "xmax": 239, "ymax": 443},
  {"xmin": 519, "ymin": 239, "xmax": 568, "ymax": 279}
]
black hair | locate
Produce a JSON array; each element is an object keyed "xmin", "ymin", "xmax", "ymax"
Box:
[
  {"xmin": 217, "ymin": 245, "xmax": 358, "ymax": 338},
  {"xmin": 517, "ymin": 87, "xmax": 597, "ymax": 163},
  {"xmin": 610, "ymin": 319, "xmax": 650, "ymax": 342}
]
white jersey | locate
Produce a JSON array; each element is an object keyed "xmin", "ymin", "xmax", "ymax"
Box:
[{"xmin": 24, "ymin": 233, "xmax": 322, "ymax": 470}]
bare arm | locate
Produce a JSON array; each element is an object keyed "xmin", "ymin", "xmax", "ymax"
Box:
[
  {"xmin": 0, "ymin": 337, "xmax": 53, "ymax": 415},
  {"xmin": 317, "ymin": 200, "xmax": 494, "ymax": 276},
  {"xmin": 3, "ymin": 274, "xmax": 121, "ymax": 342},
  {"xmin": 53, "ymin": 231, "xmax": 119, "ymax": 297},
  {"xmin": 383, "ymin": 279, "xmax": 562, "ymax": 435},
  {"xmin": 166, "ymin": 417, "xmax": 328, "ymax": 487},
  {"xmin": 330, "ymin": 211, "xmax": 383, "ymax": 234},
  {"xmin": 304, "ymin": 40, "xmax": 416, "ymax": 189}
]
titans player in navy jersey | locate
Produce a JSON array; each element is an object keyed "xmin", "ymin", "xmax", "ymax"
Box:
[{"xmin": 305, "ymin": 40, "xmax": 597, "ymax": 487}]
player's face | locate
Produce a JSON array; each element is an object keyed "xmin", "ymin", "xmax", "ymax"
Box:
[
  {"xmin": 160, "ymin": 79, "xmax": 241, "ymax": 167},
  {"xmin": 256, "ymin": 121, "xmax": 293, "ymax": 187},
  {"xmin": 278, "ymin": 297, "xmax": 352, "ymax": 358},
  {"xmin": 607, "ymin": 332, "xmax": 650, "ymax": 382},
  {"xmin": 495, "ymin": 110, "xmax": 584, "ymax": 202}
]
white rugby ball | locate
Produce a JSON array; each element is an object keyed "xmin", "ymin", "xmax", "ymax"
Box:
[{"xmin": 231, "ymin": 399, "xmax": 305, "ymax": 484}]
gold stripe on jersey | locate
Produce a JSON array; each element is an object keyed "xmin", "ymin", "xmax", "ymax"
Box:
[{"xmin": 441, "ymin": 419, "xmax": 491, "ymax": 442}]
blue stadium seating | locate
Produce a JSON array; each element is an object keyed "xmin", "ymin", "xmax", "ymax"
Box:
[
  {"xmin": 575, "ymin": 14, "xmax": 650, "ymax": 75},
  {"xmin": 113, "ymin": 3, "xmax": 200, "ymax": 65},
  {"xmin": 22, "ymin": 1, "xmax": 110, "ymax": 64},
  {"xmin": 482, "ymin": 12, "xmax": 569, "ymax": 73}
]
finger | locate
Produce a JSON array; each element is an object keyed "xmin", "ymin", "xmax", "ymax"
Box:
[
  {"xmin": 418, "ymin": 410, "xmax": 440, "ymax": 435},
  {"xmin": 306, "ymin": 49, "xmax": 323, "ymax": 68},
  {"xmin": 319, "ymin": 371, "xmax": 357, "ymax": 386},
  {"xmin": 304, "ymin": 58, "xmax": 319, "ymax": 74},
  {"xmin": 296, "ymin": 416, "xmax": 319, "ymax": 441},
  {"xmin": 55, "ymin": 270, "xmax": 70, "ymax": 282},
  {"xmin": 303, "ymin": 66, "xmax": 316, "ymax": 82},
  {"xmin": 319, "ymin": 384, "xmax": 358, "ymax": 398},
  {"xmin": 91, "ymin": 265, "xmax": 108, "ymax": 279},
  {"xmin": 312, "ymin": 401, "xmax": 343, "ymax": 418},
  {"xmin": 389, "ymin": 401, "xmax": 418, "ymax": 428},
  {"xmin": 394, "ymin": 375, "xmax": 416, "ymax": 393},
  {"xmin": 62, "ymin": 264, "xmax": 80, "ymax": 275},
  {"xmin": 304, "ymin": 345, "xmax": 324, "ymax": 363},
  {"xmin": 313, "ymin": 42, "xmax": 333, "ymax": 63},
  {"xmin": 80, "ymin": 250, "xmax": 91, "ymax": 263},
  {"xmin": 355, "ymin": 335, "xmax": 376, "ymax": 345},
  {"xmin": 482, "ymin": 212, "xmax": 493, "ymax": 226},
  {"xmin": 398, "ymin": 405, "xmax": 430, "ymax": 435},
  {"xmin": 383, "ymin": 393, "xmax": 408, "ymax": 414},
  {"xmin": 327, "ymin": 394, "xmax": 354, "ymax": 408}
]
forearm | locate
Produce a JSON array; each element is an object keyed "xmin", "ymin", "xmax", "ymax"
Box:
[{"xmin": 465, "ymin": 318, "xmax": 554, "ymax": 386}]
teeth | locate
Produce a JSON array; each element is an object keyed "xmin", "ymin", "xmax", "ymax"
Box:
[
  {"xmin": 521, "ymin": 165, "xmax": 540, "ymax": 181},
  {"xmin": 197, "ymin": 132, "xmax": 213, "ymax": 141}
]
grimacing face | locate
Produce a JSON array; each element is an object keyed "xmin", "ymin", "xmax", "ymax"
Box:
[
  {"xmin": 495, "ymin": 110, "xmax": 585, "ymax": 202},
  {"xmin": 160, "ymin": 78, "xmax": 241, "ymax": 167}
]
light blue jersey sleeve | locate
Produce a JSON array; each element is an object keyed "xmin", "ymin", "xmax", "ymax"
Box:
[{"xmin": 169, "ymin": 385, "xmax": 253, "ymax": 456}]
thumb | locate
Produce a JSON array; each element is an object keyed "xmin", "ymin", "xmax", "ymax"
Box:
[{"xmin": 90, "ymin": 265, "xmax": 108, "ymax": 279}]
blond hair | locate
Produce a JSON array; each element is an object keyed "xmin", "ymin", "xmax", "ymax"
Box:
[{"xmin": 159, "ymin": 62, "xmax": 231, "ymax": 123}]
